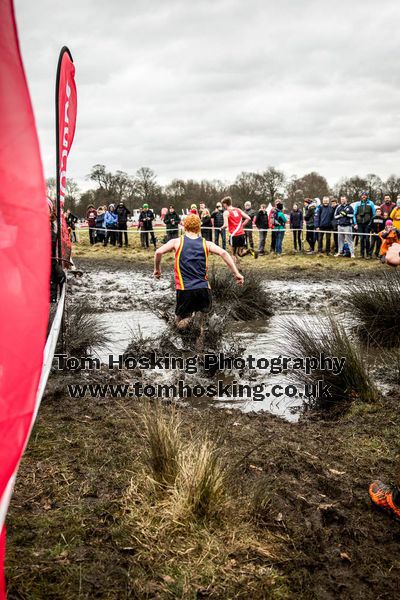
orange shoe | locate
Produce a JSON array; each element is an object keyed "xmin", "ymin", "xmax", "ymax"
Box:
[{"xmin": 369, "ymin": 480, "xmax": 400, "ymax": 518}]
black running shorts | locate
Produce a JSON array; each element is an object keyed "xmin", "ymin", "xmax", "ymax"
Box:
[
  {"xmin": 175, "ymin": 288, "xmax": 213, "ymax": 318},
  {"xmin": 230, "ymin": 234, "xmax": 245, "ymax": 248}
]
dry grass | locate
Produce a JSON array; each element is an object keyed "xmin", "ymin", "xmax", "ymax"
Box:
[
  {"xmin": 208, "ymin": 266, "xmax": 274, "ymax": 320},
  {"xmin": 142, "ymin": 403, "xmax": 182, "ymax": 486},
  {"xmin": 171, "ymin": 438, "xmax": 226, "ymax": 521},
  {"xmin": 141, "ymin": 403, "xmax": 227, "ymax": 521},
  {"xmin": 346, "ymin": 271, "xmax": 400, "ymax": 347},
  {"xmin": 64, "ymin": 297, "xmax": 111, "ymax": 357},
  {"xmin": 284, "ymin": 313, "xmax": 380, "ymax": 415}
]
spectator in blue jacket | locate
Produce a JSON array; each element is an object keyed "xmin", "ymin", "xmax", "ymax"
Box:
[
  {"xmin": 289, "ymin": 203, "xmax": 303, "ymax": 252},
  {"xmin": 104, "ymin": 203, "xmax": 118, "ymax": 247},
  {"xmin": 353, "ymin": 192, "xmax": 376, "ymax": 258},
  {"xmin": 95, "ymin": 206, "xmax": 106, "ymax": 244},
  {"xmin": 315, "ymin": 196, "xmax": 335, "ymax": 255}
]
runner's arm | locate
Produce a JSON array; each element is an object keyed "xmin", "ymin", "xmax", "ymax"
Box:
[
  {"xmin": 239, "ymin": 208, "xmax": 250, "ymax": 228},
  {"xmin": 207, "ymin": 242, "xmax": 244, "ymax": 285},
  {"xmin": 154, "ymin": 239, "xmax": 178, "ymax": 278},
  {"xmin": 221, "ymin": 210, "xmax": 229, "ymax": 230}
]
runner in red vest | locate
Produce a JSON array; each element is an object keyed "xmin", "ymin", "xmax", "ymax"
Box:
[
  {"xmin": 221, "ymin": 196, "xmax": 250, "ymax": 261},
  {"xmin": 154, "ymin": 214, "xmax": 243, "ymax": 339}
]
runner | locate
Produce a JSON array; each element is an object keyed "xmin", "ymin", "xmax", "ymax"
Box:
[
  {"xmin": 154, "ymin": 214, "xmax": 244, "ymax": 344},
  {"xmin": 221, "ymin": 196, "xmax": 250, "ymax": 261}
]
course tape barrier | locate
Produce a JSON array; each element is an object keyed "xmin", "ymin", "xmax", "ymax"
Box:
[{"xmin": 80, "ymin": 225, "xmax": 387, "ymax": 238}]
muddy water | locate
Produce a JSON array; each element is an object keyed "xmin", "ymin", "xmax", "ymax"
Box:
[
  {"xmin": 93, "ymin": 310, "xmax": 168, "ymax": 363},
  {"xmin": 72, "ymin": 268, "xmax": 353, "ymax": 420}
]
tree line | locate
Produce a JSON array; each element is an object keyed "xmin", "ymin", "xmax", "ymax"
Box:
[{"xmin": 46, "ymin": 165, "xmax": 400, "ymax": 218}]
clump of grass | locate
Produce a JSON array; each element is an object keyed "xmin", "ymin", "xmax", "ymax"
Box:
[
  {"xmin": 141, "ymin": 403, "xmax": 226, "ymax": 521},
  {"xmin": 208, "ymin": 267, "xmax": 274, "ymax": 321},
  {"xmin": 124, "ymin": 319, "xmax": 242, "ymax": 377},
  {"xmin": 142, "ymin": 403, "xmax": 182, "ymax": 486},
  {"xmin": 284, "ymin": 313, "xmax": 380, "ymax": 415},
  {"xmin": 65, "ymin": 298, "xmax": 110, "ymax": 357},
  {"xmin": 172, "ymin": 438, "xmax": 226, "ymax": 521},
  {"xmin": 346, "ymin": 271, "xmax": 400, "ymax": 347}
]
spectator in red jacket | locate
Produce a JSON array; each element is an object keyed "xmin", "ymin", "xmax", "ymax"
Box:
[
  {"xmin": 380, "ymin": 194, "xmax": 396, "ymax": 219},
  {"xmin": 86, "ymin": 204, "xmax": 97, "ymax": 245}
]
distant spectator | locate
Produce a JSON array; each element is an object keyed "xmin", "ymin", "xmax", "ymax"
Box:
[
  {"xmin": 86, "ymin": 204, "xmax": 97, "ymax": 245},
  {"xmin": 104, "ymin": 203, "xmax": 118, "ymax": 246},
  {"xmin": 138, "ymin": 203, "xmax": 157, "ymax": 249},
  {"xmin": 330, "ymin": 198, "xmax": 339, "ymax": 254},
  {"xmin": 243, "ymin": 201, "xmax": 256, "ymax": 252},
  {"xmin": 315, "ymin": 196, "xmax": 334, "ymax": 255},
  {"xmin": 353, "ymin": 191, "xmax": 376, "ymax": 258},
  {"xmin": 380, "ymin": 194, "xmax": 396, "ymax": 218},
  {"xmin": 201, "ymin": 209, "xmax": 213, "ymax": 241},
  {"xmin": 379, "ymin": 220, "xmax": 400, "ymax": 262},
  {"xmin": 255, "ymin": 203, "xmax": 269, "ymax": 255},
  {"xmin": 115, "ymin": 201, "xmax": 131, "ymax": 247},
  {"xmin": 334, "ymin": 196, "xmax": 355, "ymax": 258},
  {"xmin": 211, "ymin": 202, "xmax": 226, "ymax": 249},
  {"xmin": 272, "ymin": 201, "xmax": 287, "ymax": 256},
  {"xmin": 189, "ymin": 204, "xmax": 198, "ymax": 215},
  {"xmin": 65, "ymin": 208, "xmax": 78, "ymax": 243},
  {"xmin": 304, "ymin": 199, "xmax": 316, "ymax": 253},
  {"xmin": 289, "ymin": 203, "xmax": 303, "ymax": 252},
  {"xmin": 95, "ymin": 206, "xmax": 106, "ymax": 245},
  {"xmin": 164, "ymin": 205, "xmax": 181, "ymax": 241},
  {"xmin": 369, "ymin": 206, "xmax": 385, "ymax": 258},
  {"xmin": 390, "ymin": 196, "xmax": 400, "ymax": 229}
]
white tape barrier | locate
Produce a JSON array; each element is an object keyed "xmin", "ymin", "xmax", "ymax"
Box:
[
  {"xmin": 82, "ymin": 224, "xmax": 391, "ymax": 238},
  {"xmin": 0, "ymin": 285, "xmax": 66, "ymax": 532}
]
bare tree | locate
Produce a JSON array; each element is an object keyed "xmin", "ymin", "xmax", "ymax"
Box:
[
  {"xmin": 385, "ymin": 175, "xmax": 400, "ymax": 200},
  {"xmin": 231, "ymin": 171, "xmax": 259, "ymax": 205},
  {"xmin": 260, "ymin": 166, "xmax": 286, "ymax": 203},
  {"xmin": 289, "ymin": 172, "xmax": 330, "ymax": 201}
]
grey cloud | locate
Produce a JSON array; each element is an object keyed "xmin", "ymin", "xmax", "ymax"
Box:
[{"xmin": 14, "ymin": 0, "xmax": 400, "ymax": 190}]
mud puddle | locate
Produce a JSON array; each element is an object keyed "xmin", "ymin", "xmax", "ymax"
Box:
[
  {"xmin": 76, "ymin": 268, "xmax": 380, "ymax": 421},
  {"xmin": 68, "ymin": 269, "xmax": 172, "ymax": 312},
  {"xmin": 94, "ymin": 310, "xmax": 167, "ymax": 361}
]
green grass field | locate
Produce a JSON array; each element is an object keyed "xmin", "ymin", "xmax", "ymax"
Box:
[{"xmin": 72, "ymin": 226, "xmax": 386, "ymax": 273}]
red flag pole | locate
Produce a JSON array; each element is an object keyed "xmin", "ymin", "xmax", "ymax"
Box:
[{"xmin": 55, "ymin": 46, "xmax": 74, "ymax": 269}]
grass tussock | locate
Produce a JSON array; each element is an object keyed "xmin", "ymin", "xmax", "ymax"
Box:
[
  {"xmin": 208, "ymin": 266, "xmax": 274, "ymax": 321},
  {"xmin": 142, "ymin": 403, "xmax": 182, "ymax": 486},
  {"xmin": 142, "ymin": 403, "xmax": 226, "ymax": 520},
  {"xmin": 65, "ymin": 297, "xmax": 111, "ymax": 357},
  {"xmin": 284, "ymin": 313, "xmax": 380, "ymax": 415},
  {"xmin": 172, "ymin": 438, "xmax": 226, "ymax": 521},
  {"xmin": 346, "ymin": 271, "xmax": 400, "ymax": 347}
]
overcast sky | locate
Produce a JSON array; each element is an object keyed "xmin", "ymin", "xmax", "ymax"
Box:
[{"xmin": 15, "ymin": 0, "xmax": 400, "ymax": 191}]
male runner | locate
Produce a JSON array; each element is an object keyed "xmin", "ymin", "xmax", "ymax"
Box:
[
  {"xmin": 154, "ymin": 214, "xmax": 244, "ymax": 334},
  {"xmin": 221, "ymin": 196, "xmax": 250, "ymax": 261}
]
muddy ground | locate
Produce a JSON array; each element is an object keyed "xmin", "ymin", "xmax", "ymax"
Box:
[
  {"xmin": 5, "ymin": 257, "xmax": 400, "ymax": 599},
  {"xmin": 5, "ymin": 373, "xmax": 400, "ymax": 599}
]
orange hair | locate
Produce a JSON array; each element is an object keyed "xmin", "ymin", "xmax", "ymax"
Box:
[{"xmin": 184, "ymin": 214, "xmax": 201, "ymax": 234}]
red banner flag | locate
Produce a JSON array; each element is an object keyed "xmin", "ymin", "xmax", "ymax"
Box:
[
  {"xmin": 56, "ymin": 47, "xmax": 77, "ymax": 265},
  {"xmin": 0, "ymin": 1, "xmax": 50, "ymax": 596}
]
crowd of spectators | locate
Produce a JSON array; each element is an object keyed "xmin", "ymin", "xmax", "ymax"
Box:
[{"xmin": 78, "ymin": 192, "xmax": 400, "ymax": 263}]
